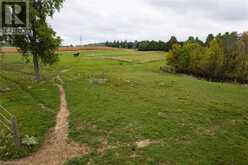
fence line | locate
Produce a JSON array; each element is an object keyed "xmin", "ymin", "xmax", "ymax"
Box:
[
  {"xmin": 0, "ymin": 111, "xmax": 11, "ymax": 123},
  {"xmin": 0, "ymin": 104, "xmax": 14, "ymax": 117},
  {"xmin": 0, "ymin": 119, "xmax": 12, "ymax": 132},
  {"xmin": 0, "ymin": 104, "xmax": 12, "ymax": 132},
  {"xmin": 0, "ymin": 104, "xmax": 21, "ymax": 147}
]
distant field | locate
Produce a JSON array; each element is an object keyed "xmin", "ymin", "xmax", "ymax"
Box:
[
  {"xmin": 1, "ymin": 48, "xmax": 248, "ymax": 164},
  {"xmin": 0, "ymin": 46, "xmax": 123, "ymax": 53}
]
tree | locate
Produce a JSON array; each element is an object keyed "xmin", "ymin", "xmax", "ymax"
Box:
[
  {"xmin": 105, "ymin": 41, "xmax": 110, "ymax": 47},
  {"xmin": 133, "ymin": 40, "xmax": 138, "ymax": 49},
  {"xmin": 116, "ymin": 41, "xmax": 120, "ymax": 48},
  {"xmin": 165, "ymin": 32, "xmax": 248, "ymax": 83},
  {"xmin": 205, "ymin": 39, "xmax": 225, "ymax": 79},
  {"xmin": 219, "ymin": 32, "xmax": 238, "ymax": 72},
  {"xmin": 166, "ymin": 36, "xmax": 178, "ymax": 51},
  {"xmin": 205, "ymin": 34, "xmax": 214, "ymax": 47},
  {"xmin": 195, "ymin": 37, "xmax": 205, "ymax": 47},
  {"xmin": 137, "ymin": 41, "xmax": 150, "ymax": 51},
  {"xmin": 186, "ymin": 36, "xmax": 204, "ymax": 46},
  {"xmin": 187, "ymin": 36, "xmax": 195, "ymax": 43},
  {"xmin": 13, "ymin": 0, "xmax": 64, "ymax": 81},
  {"xmin": 158, "ymin": 41, "xmax": 166, "ymax": 50},
  {"xmin": 232, "ymin": 32, "xmax": 248, "ymax": 82},
  {"xmin": 127, "ymin": 42, "xmax": 134, "ymax": 49},
  {"xmin": 166, "ymin": 44, "xmax": 190, "ymax": 73},
  {"xmin": 186, "ymin": 42, "xmax": 206, "ymax": 75}
]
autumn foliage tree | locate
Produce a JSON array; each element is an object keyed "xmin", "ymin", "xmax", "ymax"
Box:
[{"xmin": 165, "ymin": 32, "xmax": 248, "ymax": 83}]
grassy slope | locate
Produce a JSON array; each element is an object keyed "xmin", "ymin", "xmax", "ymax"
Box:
[
  {"xmin": 1, "ymin": 50, "xmax": 248, "ymax": 164},
  {"xmin": 0, "ymin": 54, "xmax": 60, "ymax": 160},
  {"xmin": 56, "ymin": 50, "xmax": 248, "ymax": 164}
]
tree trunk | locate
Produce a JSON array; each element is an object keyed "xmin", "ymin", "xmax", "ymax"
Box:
[{"xmin": 33, "ymin": 53, "xmax": 40, "ymax": 81}]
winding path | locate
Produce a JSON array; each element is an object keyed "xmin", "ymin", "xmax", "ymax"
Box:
[{"xmin": 4, "ymin": 79, "xmax": 88, "ymax": 165}]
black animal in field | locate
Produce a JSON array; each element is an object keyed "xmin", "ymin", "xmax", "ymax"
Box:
[{"xmin": 73, "ymin": 52, "xmax": 80, "ymax": 57}]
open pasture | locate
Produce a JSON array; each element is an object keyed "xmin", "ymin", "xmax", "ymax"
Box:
[{"xmin": 0, "ymin": 48, "xmax": 248, "ymax": 164}]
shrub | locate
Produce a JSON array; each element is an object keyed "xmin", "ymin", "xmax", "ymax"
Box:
[
  {"xmin": 0, "ymin": 131, "xmax": 38, "ymax": 160},
  {"xmin": 22, "ymin": 135, "xmax": 38, "ymax": 148},
  {"xmin": 0, "ymin": 131, "xmax": 28, "ymax": 160}
]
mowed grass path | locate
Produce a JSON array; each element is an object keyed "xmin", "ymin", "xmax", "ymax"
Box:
[{"xmin": 1, "ymin": 49, "xmax": 248, "ymax": 164}]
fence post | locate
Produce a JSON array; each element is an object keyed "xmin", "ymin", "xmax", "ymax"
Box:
[{"xmin": 11, "ymin": 117, "xmax": 21, "ymax": 147}]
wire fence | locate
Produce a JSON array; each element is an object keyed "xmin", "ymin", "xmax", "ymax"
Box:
[{"xmin": 0, "ymin": 104, "xmax": 21, "ymax": 147}]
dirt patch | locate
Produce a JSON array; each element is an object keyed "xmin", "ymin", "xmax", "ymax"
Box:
[
  {"xmin": 4, "ymin": 78, "xmax": 88, "ymax": 165},
  {"xmin": 136, "ymin": 139, "xmax": 161, "ymax": 149},
  {"xmin": 96, "ymin": 138, "xmax": 118, "ymax": 155},
  {"xmin": 196, "ymin": 126, "xmax": 219, "ymax": 137},
  {"xmin": 97, "ymin": 139, "xmax": 109, "ymax": 154},
  {"xmin": 204, "ymin": 126, "xmax": 219, "ymax": 136},
  {"xmin": 136, "ymin": 139, "xmax": 155, "ymax": 149}
]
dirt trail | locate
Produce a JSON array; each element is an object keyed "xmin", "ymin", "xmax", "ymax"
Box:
[{"xmin": 4, "ymin": 81, "xmax": 88, "ymax": 165}]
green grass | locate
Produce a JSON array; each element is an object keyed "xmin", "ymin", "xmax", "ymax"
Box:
[
  {"xmin": 1, "ymin": 49, "xmax": 248, "ymax": 164},
  {"xmin": 58, "ymin": 50, "xmax": 248, "ymax": 165},
  {"xmin": 0, "ymin": 54, "xmax": 60, "ymax": 160}
]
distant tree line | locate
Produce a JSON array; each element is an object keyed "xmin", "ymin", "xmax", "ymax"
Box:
[
  {"xmin": 164, "ymin": 32, "xmax": 248, "ymax": 83},
  {"xmin": 105, "ymin": 35, "xmax": 211, "ymax": 51},
  {"xmin": 105, "ymin": 40, "xmax": 137, "ymax": 49},
  {"xmin": 105, "ymin": 37, "xmax": 180, "ymax": 51}
]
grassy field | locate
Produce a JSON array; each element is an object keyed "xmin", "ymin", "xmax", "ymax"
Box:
[{"xmin": 1, "ymin": 49, "xmax": 248, "ymax": 164}]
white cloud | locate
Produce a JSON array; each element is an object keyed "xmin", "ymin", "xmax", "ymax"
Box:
[{"xmin": 48, "ymin": 0, "xmax": 248, "ymax": 45}]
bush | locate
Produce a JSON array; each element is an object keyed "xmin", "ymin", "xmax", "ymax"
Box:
[{"xmin": 0, "ymin": 130, "xmax": 38, "ymax": 160}]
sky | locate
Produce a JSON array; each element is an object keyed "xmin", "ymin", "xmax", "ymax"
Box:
[{"xmin": 48, "ymin": 0, "xmax": 248, "ymax": 45}]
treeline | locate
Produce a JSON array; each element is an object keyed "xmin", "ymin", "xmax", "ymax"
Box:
[
  {"xmin": 105, "ymin": 34, "xmax": 210, "ymax": 51},
  {"xmin": 105, "ymin": 37, "xmax": 179, "ymax": 51},
  {"xmin": 106, "ymin": 40, "xmax": 135, "ymax": 49},
  {"xmin": 164, "ymin": 32, "xmax": 248, "ymax": 83},
  {"xmin": 105, "ymin": 36, "xmax": 208, "ymax": 51}
]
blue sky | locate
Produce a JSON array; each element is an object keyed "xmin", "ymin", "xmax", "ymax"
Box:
[{"xmin": 48, "ymin": 0, "xmax": 248, "ymax": 45}]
